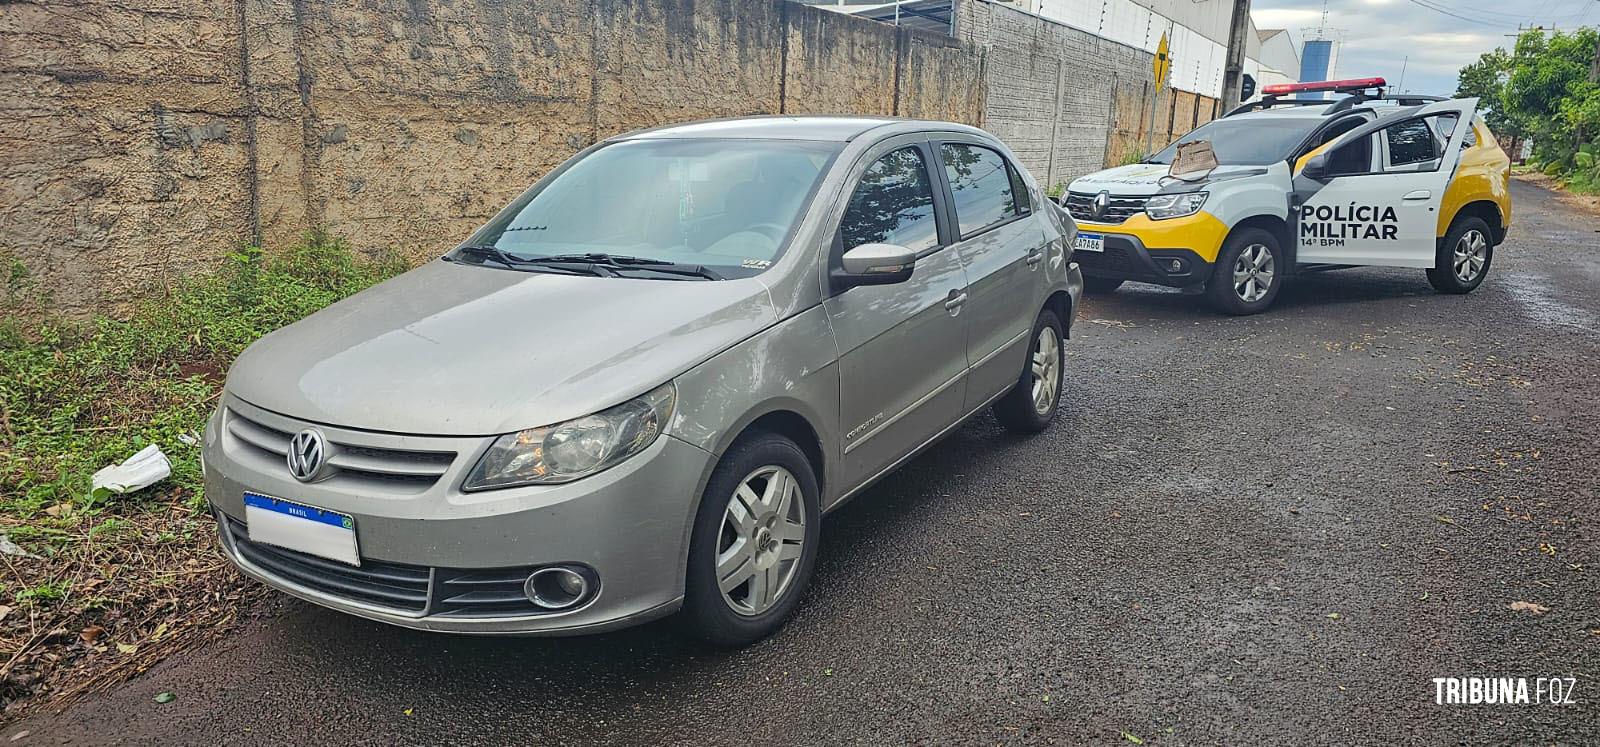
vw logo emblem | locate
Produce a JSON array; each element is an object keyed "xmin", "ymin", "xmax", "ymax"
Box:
[
  {"xmin": 286, "ymin": 429, "xmax": 327, "ymax": 482},
  {"xmin": 1091, "ymin": 190, "xmax": 1110, "ymax": 220}
]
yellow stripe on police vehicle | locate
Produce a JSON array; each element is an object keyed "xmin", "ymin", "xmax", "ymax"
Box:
[{"xmin": 1060, "ymin": 77, "xmax": 1512, "ymax": 315}]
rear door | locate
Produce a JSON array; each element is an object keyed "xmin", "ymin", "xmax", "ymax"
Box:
[
  {"xmin": 932, "ymin": 137, "xmax": 1047, "ymax": 410},
  {"xmin": 1291, "ymin": 98, "xmax": 1478, "ymax": 268}
]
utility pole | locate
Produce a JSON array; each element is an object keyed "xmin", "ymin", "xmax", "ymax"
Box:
[{"xmin": 1221, "ymin": 0, "xmax": 1252, "ymax": 105}]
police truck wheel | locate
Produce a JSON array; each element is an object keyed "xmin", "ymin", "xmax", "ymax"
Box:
[
  {"xmin": 1426, "ymin": 216, "xmax": 1493, "ymax": 294},
  {"xmin": 1205, "ymin": 228, "xmax": 1283, "ymax": 315},
  {"xmin": 1082, "ymin": 277, "xmax": 1124, "ymax": 294}
]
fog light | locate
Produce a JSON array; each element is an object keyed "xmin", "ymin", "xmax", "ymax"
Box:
[
  {"xmin": 1169, "ymin": 258, "xmax": 1184, "ymax": 272},
  {"xmin": 525, "ymin": 567, "xmax": 590, "ymax": 610}
]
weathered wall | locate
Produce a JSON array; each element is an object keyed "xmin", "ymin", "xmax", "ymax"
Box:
[
  {"xmin": 0, "ymin": 0, "xmax": 983, "ymax": 311},
  {"xmin": 956, "ymin": 0, "xmax": 1218, "ymax": 188}
]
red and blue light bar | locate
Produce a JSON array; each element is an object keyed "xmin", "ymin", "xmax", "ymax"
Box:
[{"xmin": 1260, "ymin": 77, "xmax": 1387, "ymax": 96}]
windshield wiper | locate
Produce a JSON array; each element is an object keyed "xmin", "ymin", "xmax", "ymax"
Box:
[
  {"xmin": 449, "ymin": 246, "xmax": 614, "ymax": 276},
  {"xmin": 450, "ymin": 244, "xmax": 521, "ymax": 269},
  {"xmin": 535, "ymin": 253, "xmax": 725, "ymax": 281}
]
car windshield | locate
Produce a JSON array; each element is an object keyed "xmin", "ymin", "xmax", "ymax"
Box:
[
  {"xmin": 1146, "ymin": 116, "xmax": 1323, "ymax": 166},
  {"xmin": 459, "ymin": 138, "xmax": 841, "ymax": 279}
]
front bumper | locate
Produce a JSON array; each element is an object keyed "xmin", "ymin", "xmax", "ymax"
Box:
[
  {"xmin": 1073, "ymin": 211, "xmax": 1227, "ymax": 288},
  {"xmin": 1074, "ymin": 233, "xmax": 1213, "ymax": 288},
  {"xmin": 204, "ymin": 396, "xmax": 715, "ymax": 635}
]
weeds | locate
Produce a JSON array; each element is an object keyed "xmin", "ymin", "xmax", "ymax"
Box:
[{"xmin": 0, "ymin": 230, "xmax": 407, "ymax": 718}]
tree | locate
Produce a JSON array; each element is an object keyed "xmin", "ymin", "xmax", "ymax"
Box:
[
  {"xmin": 1456, "ymin": 48, "xmax": 1512, "ymax": 135},
  {"xmin": 1500, "ymin": 28, "xmax": 1599, "ymax": 167}
]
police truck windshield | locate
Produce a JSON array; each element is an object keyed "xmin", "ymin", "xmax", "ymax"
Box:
[{"xmin": 1146, "ymin": 117, "xmax": 1324, "ymax": 166}]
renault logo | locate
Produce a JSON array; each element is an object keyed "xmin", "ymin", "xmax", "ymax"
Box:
[
  {"xmin": 286, "ymin": 429, "xmax": 327, "ymax": 482},
  {"xmin": 1091, "ymin": 190, "xmax": 1110, "ymax": 220}
]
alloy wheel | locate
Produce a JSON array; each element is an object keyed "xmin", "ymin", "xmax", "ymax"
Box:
[
  {"xmin": 716, "ymin": 465, "xmax": 807, "ymax": 616},
  {"xmin": 1232, "ymin": 243, "xmax": 1275, "ymax": 303},
  {"xmin": 1030, "ymin": 325, "xmax": 1061, "ymax": 416},
  {"xmin": 1453, "ymin": 229, "xmax": 1488, "ymax": 283}
]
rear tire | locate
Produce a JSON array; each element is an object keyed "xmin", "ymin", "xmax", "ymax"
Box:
[
  {"xmin": 1426, "ymin": 216, "xmax": 1493, "ymax": 294},
  {"xmin": 1082, "ymin": 276, "xmax": 1124, "ymax": 294},
  {"xmin": 1205, "ymin": 228, "xmax": 1283, "ymax": 315},
  {"xmin": 993, "ymin": 309, "xmax": 1064, "ymax": 433},
  {"xmin": 677, "ymin": 431, "xmax": 820, "ymax": 648}
]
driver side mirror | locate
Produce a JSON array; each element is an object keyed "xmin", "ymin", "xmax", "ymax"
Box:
[
  {"xmin": 833, "ymin": 243, "xmax": 916, "ymax": 289},
  {"xmin": 1301, "ymin": 151, "xmax": 1329, "ymax": 181}
]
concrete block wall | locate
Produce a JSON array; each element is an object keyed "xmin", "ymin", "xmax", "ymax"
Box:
[
  {"xmin": 1, "ymin": 0, "xmax": 982, "ymax": 311},
  {"xmin": 956, "ymin": 0, "xmax": 1220, "ymax": 189},
  {"xmin": 3, "ymin": 0, "xmax": 1227, "ymax": 311}
]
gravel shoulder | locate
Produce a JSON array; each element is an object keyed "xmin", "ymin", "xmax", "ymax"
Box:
[{"xmin": 11, "ymin": 179, "xmax": 1597, "ymax": 745}]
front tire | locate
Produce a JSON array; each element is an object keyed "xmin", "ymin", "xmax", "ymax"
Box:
[
  {"xmin": 678, "ymin": 431, "xmax": 821, "ymax": 648},
  {"xmin": 993, "ymin": 309, "xmax": 1064, "ymax": 433},
  {"xmin": 1205, "ymin": 227, "xmax": 1283, "ymax": 315},
  {"xmin": 1426, "ymin": 216, "xmax": 1493, "ymax": 294}
]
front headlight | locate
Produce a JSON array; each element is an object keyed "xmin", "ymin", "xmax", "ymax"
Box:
[
  {"xmin": 1144, "ymin": 192, "xmax": 1207, "ymax": 220},
  {"xmin": 464, "ymin": 383, "xmax": 676, "ymax": 490}
]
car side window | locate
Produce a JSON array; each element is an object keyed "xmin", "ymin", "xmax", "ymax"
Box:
[
  {"xmin": 1324, "ymin": 133, "xmax": 1374, "ymax": 177},
  {"xmin": 840, "ymin": 147, "xmax": 939, "ymax": 253},
  {"xmin": 1005, "ymin": 159, "xmax": 1033, "ymax": 214},
  {"xmin": 1385, "ymin": 112, "xmax": 1466, "ymax": 172},
  {"xmin": 939, "ymin": 143, "xmax": 1021, "ymax": 237}
]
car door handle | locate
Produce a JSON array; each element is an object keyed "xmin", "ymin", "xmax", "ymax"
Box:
[
  {"xmin": 944, "ymin": 290, "xmax": 968, "ymax": 311},
  {"xmin": 1402, "ymin": 190, "xmax": 1432, "ymax": 200},
  {"xmin": 1024, "ymin": 248, "xmax": 1044, "ymax": 266}
]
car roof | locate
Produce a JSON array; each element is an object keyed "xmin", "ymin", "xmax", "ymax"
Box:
[{"xmin": 614, "ymin": 115, "xmax": 989, "ymax": 143}]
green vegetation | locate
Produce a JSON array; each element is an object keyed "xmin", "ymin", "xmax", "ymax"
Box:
[
  {"xmin": 1117, "ymin": 149, "xmax": 1148, "ymax": 167},
  {"xmin": 1, "ymin": 230, "xmax": 405, "ymax": 596},
  {"xmin": 0, "ymin": 230, "xmax": 407, "ymax": 713},
  {"xmin": 1458, "ymin": 28, "xmax": 1600, "ymax": 192}
]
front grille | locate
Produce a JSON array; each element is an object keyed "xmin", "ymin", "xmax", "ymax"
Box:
[
  {"xmin": 224, "ymin": 408, "xmax": 455, "ymax": 493},
  {"xmin": 1074, "ymin": 245, "xmax": 1135, "ymax": 273},
  {"xmin": 222, "ymin": 514, "xmax": 430, "ymax": 612},
  {"xmin": 1063, "ymin": 191, "xmax": 1146, "ymax": 224},
  {"xmin": 221, "ymin": 515, "xmax": 558, "ymax": 618}
]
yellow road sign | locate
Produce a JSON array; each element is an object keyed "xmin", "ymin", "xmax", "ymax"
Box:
[{"xmin": 1153, "ymin": 32, "xmax": 1170, "ymax": 93}]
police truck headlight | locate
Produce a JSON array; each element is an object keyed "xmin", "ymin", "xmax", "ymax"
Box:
[
  {"xmin": 464, "ymin": 383, "xmax": 676, "ymax": 490},
  {"xmin": 1145, "ymin": 192, "xmax": 1207, "ymax": 220}
]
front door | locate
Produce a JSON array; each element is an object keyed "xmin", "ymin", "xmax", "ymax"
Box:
[
  {"xmin": 933, "ymin": 138, "xmax": 1047, "ymax": 409},
  {"xmin": 824, "ymin": 140, "xmax": 970, "ymax": 492},
  {"xmin": 1292, "ymin": 98, "xmax": 1478, "ymax": 268}
]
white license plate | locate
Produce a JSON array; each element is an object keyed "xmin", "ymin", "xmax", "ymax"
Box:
[
  {"xmin": 1073, "ymin": 232, "xmax": 1105, "ymax": 253},
  {"xmin": 244, "ymin": 492, "xmax": 360, "ymax": 566}
]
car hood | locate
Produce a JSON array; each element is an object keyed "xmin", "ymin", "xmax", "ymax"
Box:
[
  {"xmin": 226, "ymin": 260, "xmax": 778, "ymax": 436},
  {"xmin": 1069, "ymin": 163, "xmax": 1268, "ymax": 197}
]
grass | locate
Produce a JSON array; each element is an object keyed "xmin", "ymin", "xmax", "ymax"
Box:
[{"xmin": 0, "ymin": 230, "xmax": 408, "ymax": 716}]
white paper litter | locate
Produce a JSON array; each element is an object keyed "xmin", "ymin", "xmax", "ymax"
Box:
[
  {"xmin": 91, "ymin": 444, "xmax": 172, "ymax": 494},
  {"xmin": 0, "ymin": 534, "xmax": 40, "ymax": 559}
]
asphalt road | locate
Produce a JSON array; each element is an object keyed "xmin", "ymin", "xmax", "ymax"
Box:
[{"xmin": 14, "ymin": 180, "xmax": 1598, "ymax": 744}]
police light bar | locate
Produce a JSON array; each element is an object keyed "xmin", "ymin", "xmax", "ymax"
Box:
[{"xmin": 1260, "ymin": 77, "xmax": 1387, "ymax": 96}]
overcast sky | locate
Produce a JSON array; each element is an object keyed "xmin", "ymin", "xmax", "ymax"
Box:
[{"xmin": 1251, "ymin": 0, "xmax": 1600, "ymax": 96}]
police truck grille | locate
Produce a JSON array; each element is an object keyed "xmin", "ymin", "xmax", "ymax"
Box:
[{"xmin": 1063, "ymin": 192, "xmax": 1146, "ymax": 224}]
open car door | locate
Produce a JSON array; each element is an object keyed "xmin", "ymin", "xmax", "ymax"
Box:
[{"xmin": 1291, "ymin": 98, "xmax": 1478, "ymax": 268}]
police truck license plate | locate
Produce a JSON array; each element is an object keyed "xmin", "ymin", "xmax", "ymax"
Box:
[
  {"xmin": 244, "ymin": 492, "xmax": 360, "ymax": 566},
  {"xmin": 1073, "ymin": 232, "xmax": 1105, "ymax": 253}
]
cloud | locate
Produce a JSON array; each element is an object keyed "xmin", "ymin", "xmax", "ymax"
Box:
[{"xmin": 1252, "ymin": 0, "xmax": 1595, "ymax": 94}]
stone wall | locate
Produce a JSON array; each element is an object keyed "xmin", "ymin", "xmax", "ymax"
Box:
[
  {"xmin": 0, "ymin": 0, "xmax": 983, "ymax": 311},
  {"xmin": 956, "ymin": 0, "xmax": 1219, "ymax": 188}
]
